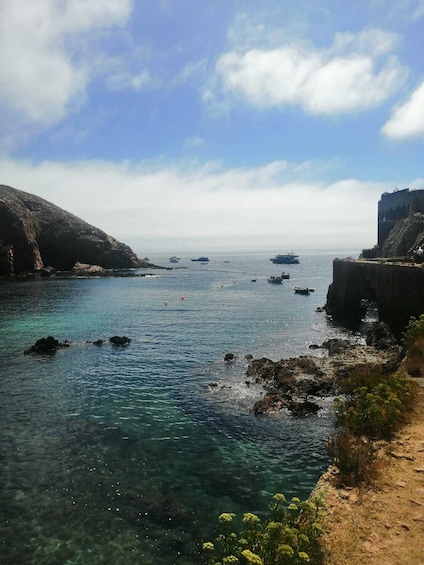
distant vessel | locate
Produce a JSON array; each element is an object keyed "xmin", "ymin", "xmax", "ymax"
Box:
[
  {"xmin": 267, "ymin": 272, "xmax": 290, "ymax": 284},
  {"xmin": 270, "ymin": 253, "xmax": 299, "ymax": 264},
  {"xmin": 294, "ymin": 287, "xmax": 315, "ymax": 295},
  {"xmin": 267, "ymin": 275, "xmax": 283, "ymax": 284},
  {"xmin": 169, "ymin": 256, "xmax": 180, "ymax": 263},
  {"xmin": 191, "ymin": 257, "xmax": 209, "ymax": 262}
]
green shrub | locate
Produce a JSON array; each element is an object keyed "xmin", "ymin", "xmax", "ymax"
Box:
[
  {"xmin": 326, "ymin": 432, "xmax": 378, "ymax": 486},
  {"xmin": 403, "ymin": 314, "xmax": 424, "ymax": 349},
  {"xmin": 334, "ymin": 372, "xmax": 412, "ymax": 440},
  {"xmin": 201, "ymin": 493, "xmax": 325, "ymax": 565},
  {"xmin": 405, "ymin": 336, "xmax": 424, "ymax": 377}
]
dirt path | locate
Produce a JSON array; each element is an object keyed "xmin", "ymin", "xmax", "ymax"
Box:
[{"xmin": 319, "ymin": 379, "xmax": 424, "ymax": 565}]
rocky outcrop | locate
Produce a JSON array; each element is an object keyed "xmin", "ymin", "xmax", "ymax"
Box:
[
  {"xmin": 381, "ymin": 212, "xmax": 424, "ymax": 258},
  {"xmin": 246, "ymin": 341, "xmax": 399, "ymax": 416},
  {"xmin": 0, "ymin": 184, "xmax": 141, "ymax": 275}
]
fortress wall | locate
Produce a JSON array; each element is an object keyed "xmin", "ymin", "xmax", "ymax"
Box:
[{"xmin": 326, "ymin": 259, "xmax": 424, "ymax": 337}]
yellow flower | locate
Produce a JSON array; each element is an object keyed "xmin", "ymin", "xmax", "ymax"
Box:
[
  {"xmin": 241, "ymin": 549, "xmax": 263, "ymax": 564},
  {"xmin": 242, "ymin": 513, "xmax": 261, "ymax": 525},
  {"xmin": 277, "ymin": 544, "xmax": 294, "ymax": 557},
  {"xmin": 223, "ymin": 556, "xmax": 239, "ymax": 564},
  {"xmin": 219, "ymin": 512, "xmax": 235, "ymax": 523},
  {"xmin": 298, "ymin": 551, "xmax": 310, "ymax": 562},
  {"xmin": 202, "ymin": 542, "xmax": 214, "ymax": 551},
  {"xmin": 272, "ymin": 493, "xmax": 286, "ymax": 502}
]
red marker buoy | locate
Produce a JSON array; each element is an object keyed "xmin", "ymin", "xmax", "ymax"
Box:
[
  {"xmin": 164, "ymin": 301, "xmax": 168, "ymax": 306},
  {"xmin": 180, "ymin": 296, "xmax": 185, "ymax": 301}
]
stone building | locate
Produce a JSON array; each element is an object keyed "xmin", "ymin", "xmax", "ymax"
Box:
[{"xmin": 378, "ymin": 188, "xmax": 424, "ymax": 249}]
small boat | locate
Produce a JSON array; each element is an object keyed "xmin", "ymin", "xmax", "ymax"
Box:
[
  {"xmin": 270, "ymin": 252, "xmax": 299, "ymax": 264},
  {"xmin": 191, "ymin": 256, "xmax": 209, "ymax": 262},
  {"xmin": 169, "ymin": 256, "xmax": 180, "ymax": 263},
  {"xmin": 294, "ymin": 287, "xmax": 315, "ymax": 295},
  {"xmin": 267, "ymin": 275, "xmax": 283, "ymax": 284},
  {"xmin": 267, "ymin": 271, "xmax": 289, "ymax": 284}
]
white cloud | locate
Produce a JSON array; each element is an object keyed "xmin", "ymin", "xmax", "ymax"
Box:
[
  {"xmin": 0, "ymin": 0, "xmax": 133, "ymax": 126},
  {"xmin": 381, "ymin": 81, "xmax": 424, "ymax": 140},
  {"xmin": 0, "ymin": 157, "xmax": 391, "ymax": 252},
  {"xmin": 213, "ymin": 29, "xmax": 406, "ymax": 115}
]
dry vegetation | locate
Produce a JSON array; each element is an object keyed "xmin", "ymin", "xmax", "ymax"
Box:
[{"xmin": 318, "ymin": 360, "xmax": 424, "ymax": 565}]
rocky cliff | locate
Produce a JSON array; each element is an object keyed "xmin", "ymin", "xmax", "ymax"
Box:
[
  {"xmin": 381, "ymin": 212, "xmax": 424, "ymax": 259},
  {"xmin": 0, "ymin": 184, "xmax": 140, "ymax": 275}
]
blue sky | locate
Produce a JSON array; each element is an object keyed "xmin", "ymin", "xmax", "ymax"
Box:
[{"xmin": 0, "ymin": 0, "xmax": 423, "ymax": 254}]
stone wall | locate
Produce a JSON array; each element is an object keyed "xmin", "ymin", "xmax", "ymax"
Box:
[{"xmin": 326, "ymin": 259, "xmax": 424, "ymax": 337}]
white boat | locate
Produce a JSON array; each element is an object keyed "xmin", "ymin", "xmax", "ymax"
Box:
[
  {"xmin": 267, "ymin": 275, "xmax": 283, "ymax": 284},
  {"xmin": 270, "ymin": 252, "xmax": 299, "ymax": 264},
  {"xmin": 267, "ymin": 272, "xmax": 289, "ymax": 284}
]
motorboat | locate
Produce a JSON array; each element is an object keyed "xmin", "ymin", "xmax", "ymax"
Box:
[
  {"xmin": 294, "ymin": 287, "xmax": 315, "ymax": 295},
  {"xmin": 169, "ymin": 256, "xmax": 180, "ymax": 263},
  {"xmin": 270, "ymin": 252, "xmax": 299, "ymax": 264},
  {"xmin": 191, "ymin": 257, "xmax": 209, "ymax": 262},
  {"xmin": 267, "ymin": 275, "xmax": 283, "ymax": 284}
]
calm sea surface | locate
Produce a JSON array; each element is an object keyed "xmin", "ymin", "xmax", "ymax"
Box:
[{"xmin": 0, "ymin": 251, "xmax": 357, "ymax": 564}]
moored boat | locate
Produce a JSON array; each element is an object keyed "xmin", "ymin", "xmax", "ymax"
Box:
[
  {"xmin": 294, "ymin": 287, "xmax": 315, "ymax": 295},
  {"xmin": 267, "ymin": 275, "xmax": 283, "ymax": 284},
  {"xmin": 191, "ymin": 256, "xmax": 209, "ymax": 262}
]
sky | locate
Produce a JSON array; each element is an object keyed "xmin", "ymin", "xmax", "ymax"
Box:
[{"xmin": 0, "ymin": 0, "xmax": 423, "ymax": 255}]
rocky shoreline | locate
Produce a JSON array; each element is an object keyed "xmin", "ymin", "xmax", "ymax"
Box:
[{"xmin": 215, "ymin": 324, "xmax": 403, "ymax": 419}]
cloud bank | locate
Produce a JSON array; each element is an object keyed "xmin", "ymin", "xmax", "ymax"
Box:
[
  {"xmin": 213, "ymin": 29, "xmax": 406, "ymax": 115},
  {"xmin": 1, "ymin": 158, "xmax": 397, "ymax": 252}
]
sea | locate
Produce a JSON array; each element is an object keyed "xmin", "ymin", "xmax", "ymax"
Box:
[{"xmin": 0, "ymin": 251, "xmax": 361, "ymax": 564}]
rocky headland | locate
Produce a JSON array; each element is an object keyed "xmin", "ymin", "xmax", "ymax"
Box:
[{"xmin": 0, "ymin": 184, "xmax": 148, "ymax": 276}]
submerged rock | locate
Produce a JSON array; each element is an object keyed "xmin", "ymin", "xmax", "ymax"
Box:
[
  {"xmin": 24, "ymin": 336, "xmax": 70, "ymax": 355},
  {"xmin": 109, "ymin": 336, "xmax": 131, "ymax": 346},
  {"xmin": 224, "ymin": 352, "xmax": 236, "ymax": 362}
]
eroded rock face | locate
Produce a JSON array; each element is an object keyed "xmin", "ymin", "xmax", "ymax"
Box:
[{"xmin": 0, "ymin": 184, "xmax": 141, "ymax": 275}]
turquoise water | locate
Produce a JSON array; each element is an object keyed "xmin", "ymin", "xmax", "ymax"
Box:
[{"xmin": 0, "ymin": 252, "xmax": 353, "ymax": 564}]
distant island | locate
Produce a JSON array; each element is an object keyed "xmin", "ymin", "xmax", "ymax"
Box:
[{"xmin": 0, "ymin": 184, "xmax": 149, "ymax": 276}]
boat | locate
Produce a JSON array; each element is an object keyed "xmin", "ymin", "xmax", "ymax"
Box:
[
  {"xmin": 267, "ymin": 271, "xmax": 290, "ymax": 284},
  {"xmin": 191, "ymin": 257, "xmax": 209, "ymax": 262},
  {"xmin": 267, "ymin": 275, "xmax": 283, "ymax": 284},
  {"xmin": 169, "ymin": 256, "xmax": 180, "ymax": 263},
  {"xmin": 270, "ymin": 252, "xmax": 299, "ymax": 264},
  {"xmin": 294, "ymin": 287, "xmax": 315, "ymax": 295}
]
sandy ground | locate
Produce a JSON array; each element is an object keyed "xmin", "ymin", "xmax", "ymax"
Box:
[{"xmin": 318, "ymin": 378, "xmax": 424, "ymax": 565}]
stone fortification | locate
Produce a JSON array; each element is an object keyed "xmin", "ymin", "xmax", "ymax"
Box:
[
  {"xmin": 0, "ymin": 184, "xmax": 140, "ymax": 275},
  {"xmin": 326, "ymin": 259, "xmax": 424, "ymax": 337}
]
